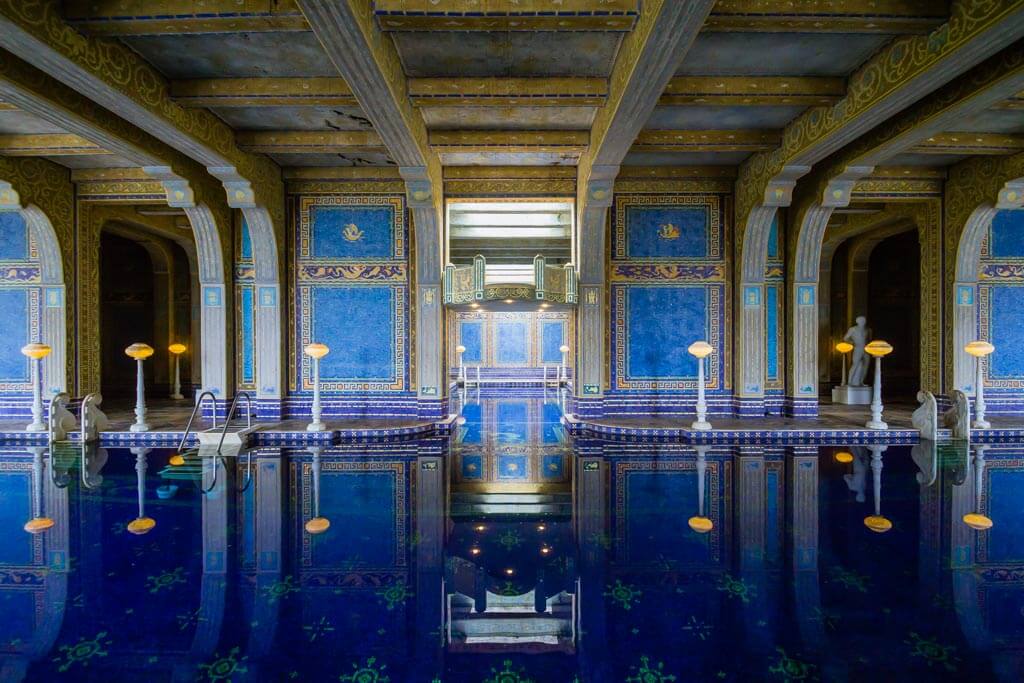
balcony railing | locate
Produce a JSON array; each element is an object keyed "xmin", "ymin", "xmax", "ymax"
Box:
[{"xmin": 443, "ymin": 255, "xmax": 577, "ymax": 305}]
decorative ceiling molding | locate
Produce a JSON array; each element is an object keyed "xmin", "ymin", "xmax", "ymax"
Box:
[
  {"xmin": 632, "ymin": 129, "xmax": 781, "ymax": 152},
  {"xmin": 236, "ymin": 131, "xmax": 387, "ymax": 154},
  {"xmin": 0, "ymin": 133, "xmax": 108, "ymax": 156},
  {"xmin": 660, "ymin": 76, "xmax": 846, "ymax": 106},
  {"xmin": 408, "ymin": 78, "xmax": 607, "ymax": 107},
  {"xmin": 170, "ymin": 78, "xmax": 357, "ymax": 108},
  {"xmin": 429, "ymin": 130, "xmax": 589, "ymax": 153},
  {"xmin": 372, "ymin": 0, "xmax": 640, "ymax": 31},
  {"xmin": 910, "ymin": 131, "xmax": 1024, "ymax": 155},
  {"xmin": 63, "ymin": 0, "xmax": 308, "ymax": 35},
  {"xmin": 705, "ymin": 0, "xmax": 947, "ymax": 34}
]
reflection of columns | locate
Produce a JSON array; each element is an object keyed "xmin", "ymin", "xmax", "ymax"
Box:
[
  {"xmin": 576, "ymin": 455, "xmax": 609, "ymax": 680},
  {"xmin": 173, "ymin": 455, "xmax": 229, "ymax": 682},
  {"xmin": 402, "ymin": 167, "xmax": 445, "ymax": 418},
  {"xmin": 576, "ymin": 169, "xmax": 616, "ymax": 403},
  {"xmin": 415, "ymin": 454, "xmax": 445, "ymax": 675},
  {"xmin": 242, "ymin": 451, "xmax": 285, "ymax": 678},
  {"xmin": 914, "ymin": 440, "xmax": 942, "ymax": 604},
  {"xmin": 788, "ymin": 449, "xmax": 830, "ymax": 674},
  {"xmin": 736, "ymin": 449, "xmax": 771, "ymax": 656}
]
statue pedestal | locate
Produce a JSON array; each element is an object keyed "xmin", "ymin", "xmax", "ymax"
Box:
[{"xmin": 832, "ymin": 385, "xmax": 871, "ymax": 405}]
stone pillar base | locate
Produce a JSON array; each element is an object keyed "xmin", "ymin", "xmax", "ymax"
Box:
[{"xmin": 831, "ymin": 385, "xmax": 871, "ymax": 405}]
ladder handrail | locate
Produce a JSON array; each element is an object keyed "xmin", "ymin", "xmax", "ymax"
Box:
[
  {"xmin": 48, "ymin": 392, "xmax": 69, "ymax": 447},
  {"xmin": 217, "ymin": 391, "xmax": 254, "ymax": 455},
  {"xmin": 177, "ymin": 391, "xmax": 219, "ymax": 452}
]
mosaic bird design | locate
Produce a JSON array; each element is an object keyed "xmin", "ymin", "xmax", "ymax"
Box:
[
  {"xmin": 657, "ymin": 223, "xmax": 681, "ymax": 240},
  {"xmin": 342, "ymin": 223, "xmax": 364, "ymax": 242}
]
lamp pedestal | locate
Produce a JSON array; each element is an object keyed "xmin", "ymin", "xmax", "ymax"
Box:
[
  {"xmin": 866, "ymin": 357, "xmax": 887, "ymax": 430},
  {"xmin": 26, "ymin": 357, "xmax": 45, "ymax": 432},
  {"xmin": 307, "ymin": 356, "xmax": 326, "ymax": 432},
  {"xmin": 171, "ymin": 353, "xmax": 184, "ymax": 400},
  {"xmin": 692, "ymin": 355, "xmax": 711, "ymax": 431},
  {"xmin": 130, "ymin": 359, "xmax": 150, "ymax": 432},
  {"xmin": 973, "ymin": 355, "xmax": 990, "ymax": 429}
]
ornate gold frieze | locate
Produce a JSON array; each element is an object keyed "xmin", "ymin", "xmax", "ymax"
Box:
[
  {"xmin": 170, "ymin": 77, "xmax": 356, "ymax": 108},
  {"xmin": 661, "ymin": 76, "xmax": 845, "ymax": 106}
]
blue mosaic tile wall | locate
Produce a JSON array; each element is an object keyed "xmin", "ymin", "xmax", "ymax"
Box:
[
  {"xmin": 980, "ymin": 210, "xmax": 1024, "ymax": 389},
  {"xmin": 235, "ymin": 215, "xmax": 256, "ymax": 390},
  {"xmin": 0, "ymin": 212, "xmax": 39, "ymax": 389},
  {"xmin": 292, "ymin": 196, "xmax": 410, "ymax": 394},
  {"xmin": 609, "ymin": 194, "xmax": 729, "ymax": 396},
  {"xmin": 449, "ymin": 310, "xmax": 571, "ymax": 375},
  {"xmin": 765, "ymin": 213, "xmax": 784, "ymax": 389}
]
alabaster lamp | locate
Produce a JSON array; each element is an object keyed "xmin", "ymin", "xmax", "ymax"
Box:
[
  {"xmin": 834, "ymin": 450, "xmax": 854, "ymax": 464},
  {"xmin": 688, "ymin": 445, "xmax": 714, "ymax": 533},
  {"xmin": 863, "ymin": 445, "xmax": 892, "ymax": 533},
  {"xmin": 125, "ymin": 343, "xmax": 154, "ymax": 432},
  {"xmin": 559, "ymin": 344, "xmax": 570, "ymax": 383},
  {"xmin": 835, "ymin": 341, "xmax": 854, "ymax": 386},
  {"xmin": 23, "ymin": 448, "xmax": 54, "ymax": 534},
  {"xmin": 688, "ymin": 341, "xmax": 714, "ymax": 431},
  {"xmin": 21, "ymin": 343, "xmax": 51, "ymax": 432},
  {"xmin": 965, "ymin": 340, "xmax": 994, "ymax": 430},
  {"xmin": 304, "ymin": 342, "xmax": 330, "ymax": 432},
  {"xmin": 963, "ymin": 445, "xmax": 993, "ymax": 530},
  {"xmin": 168, "ymin": 343, "xmax": 187, "ymax": 400},
  {"xmin": 305, "ymin": 448, "xmax": 330, "ymax": 535},
  {"xmin": 864, "ymin": 340, "xmax": 893, "ymax": 429},
  {"xmin": 456, "ymin": 344, "xmax": 467, "ymax": 384},
  {"xmin": 127, "ymin": 448, "xmax": 155, "ymax": 535}
]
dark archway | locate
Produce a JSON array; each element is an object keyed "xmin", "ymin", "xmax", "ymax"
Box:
[
  {"xmin": 866, "ymin": 230, "xmax": 921, "ymax": 400},
  {"xmin": 100, "ymin": 233, "xmax": 156, "ymax": 398}
]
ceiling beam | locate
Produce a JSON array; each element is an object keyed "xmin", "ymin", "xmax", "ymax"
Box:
[
  {"xmin": 429, "ymin": 130, "xmax": 589, "ymax": 154},
  {"xmin": 582, "ymin": 1, "xmax": 715, "ymax": 178},
  {"xmin": 235, "ymin": 131, "xmax": 386, "ymax": 155},
  {"xmin": 737, "ymin": 1, "xmax": 1024, "ymax": 219},
  {"xmin": 632, "ymin": 130, "xmax": 780, "ymax": 153},
  {"xmin": 0, "ymin": 133, "xmax": 109, "ymax": 156},
  {"xmin": 806, "ymin": 43, "xmax": 1024, "ymax": 206},
  {"xmin": 705, "ymin": 0, "xmax": 947, "ymax": 34},
  {"xmin": 64, "ymin": 0, "xmax": 308, "ymax": 35},
  {"xmin": 171, "ymin": 78, "xmax": 357, "ymax": 108},
  {"xmin": 408, "ymin": 78, "xmax": 607, "ymax": 107},
  {"xmin": 373, "ymin": 0, "xmax": 639, "ymax": 31},
  {"xmin": 909, "ymin": 132, "xmax": 1024, "ymax": 155},
  {"xmin": 296, "ymin": 1, "xmax": 438, "ymax": 175},
  {"xmin": 660, "ymin": 76, "xmax": 846, "ymax": 107},
  {"xmin": 990, "ymin": 90, "xmax": 1024, "ymax": 109}
]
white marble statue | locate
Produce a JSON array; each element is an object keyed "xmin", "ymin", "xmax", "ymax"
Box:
[
  {"xmin": 843, "ymin": 447, "xmax": 869, "ymax": 503},
  {"xmin": 843, "ymin": 316, "xmax": 872, "ymax": 387}
]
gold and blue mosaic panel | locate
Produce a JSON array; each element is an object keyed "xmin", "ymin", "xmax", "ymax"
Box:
[
  {"xmin": 449, "ymin": 310, "xmax": 571, "ymax": 367},
  {"xmin": 298, "ymin": 196, "xmax": 405, "ymax": 261},
  {"xmin": 611, "ymin": 284, "xmax": 723, "ymax": 391},
  {"xmin": 0, "ymin": 213, "xmax": 40, "ymax": 389},
  {"xmin": 293, "ymin": 196, "xmax": 410, "ymax": 392},
  {"xmin": 612, "ymin": 194, "xmax": 722, "ymax": 261},
  {"xmin": 297, "ymin": 283, "xmax": 407, "ymax": 391},
  {"xmin": 235, "ymin": 215, "xmax": 256, "ymax": 390},
  {"xmin": 979, "ymin": 210, "xmax": 1024, "ymax": 387}
]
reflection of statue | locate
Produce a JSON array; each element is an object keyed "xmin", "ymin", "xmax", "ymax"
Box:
[
  {"xmin": 843, "ymin": 316, "xmax": 871, "ymax": 387},
  {"xmin": 844, "ymin": 447, "xmax": 868, "ymax": 502}
]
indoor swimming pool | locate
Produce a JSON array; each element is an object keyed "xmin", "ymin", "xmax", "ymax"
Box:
[{"xmin": 0, "ymin": 395, "xmax": 1020, "ymax": 682}]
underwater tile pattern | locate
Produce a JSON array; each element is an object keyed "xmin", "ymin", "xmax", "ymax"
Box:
[{"xmin": 3, "ymin": 406, "xmax": 1024, "ymax": 681}]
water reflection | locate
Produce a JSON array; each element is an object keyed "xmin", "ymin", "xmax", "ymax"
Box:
[{"xmin": 0, "ymin": 400, "xmax": 1022, "ymax": 680}]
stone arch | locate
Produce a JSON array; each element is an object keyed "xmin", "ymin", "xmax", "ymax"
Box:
[
  {"xmin": 239, "ymin": 206, "xmax": 282, "ymax": 408},
  {"xmin": 735, "ymin": 205, "xmax": 779, "ymax": 414},
  {"xmin": 77, "ymin": 203, "xmax": 230, "ymax": 398}
]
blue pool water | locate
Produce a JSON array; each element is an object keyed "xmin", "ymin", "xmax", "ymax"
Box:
[{"xmin": 0, "ymin": 394, "xmax": 1021, "ymax": 681}]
